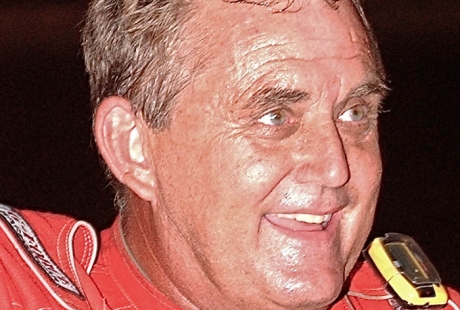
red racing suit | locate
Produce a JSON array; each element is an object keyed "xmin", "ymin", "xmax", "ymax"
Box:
[{"xmin": 0, "ymin": 204, "xmax": 459, "ymax": 310}]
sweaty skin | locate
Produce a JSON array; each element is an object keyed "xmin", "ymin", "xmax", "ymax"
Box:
[{"xmin": 122, "ymin": 0, "xmax": 386, "ymax": 309}]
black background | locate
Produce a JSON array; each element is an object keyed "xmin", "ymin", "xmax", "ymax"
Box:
[{"xmin": 1, "ymin": 0, "xmax": 459, "ymax": 289}]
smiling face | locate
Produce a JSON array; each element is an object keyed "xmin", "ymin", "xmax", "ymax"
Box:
[{"xmin": 128, "ymin": 0, "xmax": 386, "ymax": 309}]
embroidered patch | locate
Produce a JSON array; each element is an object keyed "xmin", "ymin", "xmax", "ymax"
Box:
[{"xmin": 0, "ymin": 204, "xmax": 82, "ymax": 297}]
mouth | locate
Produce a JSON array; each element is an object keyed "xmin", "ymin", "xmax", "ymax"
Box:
[{"xmin": 265, "ymin": 213, "xmax": 333, "ymax": 232}]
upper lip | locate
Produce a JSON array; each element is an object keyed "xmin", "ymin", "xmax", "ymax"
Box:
[{"xmin": 264, "ymin": 189, "xmax": 349, "ymax": 217}]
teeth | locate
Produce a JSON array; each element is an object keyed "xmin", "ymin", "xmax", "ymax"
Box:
[{"xmin": 275, "ymin": 213, "xmax": 332, "ymax": 225}]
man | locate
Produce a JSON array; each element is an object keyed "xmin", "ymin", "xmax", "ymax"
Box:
[{"xmin": 0, "ymin": 0, "xmax": 458, "ymax": 309}]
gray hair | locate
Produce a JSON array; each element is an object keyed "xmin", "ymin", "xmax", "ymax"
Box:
[{"xmin": 82, "ymin": 0, "xmax": 194, "ymax": 130}]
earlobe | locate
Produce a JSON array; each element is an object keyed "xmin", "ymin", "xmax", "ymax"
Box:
[{"xmin": 94, "ymin": 96, "xmax": 157, "ymax": 202}]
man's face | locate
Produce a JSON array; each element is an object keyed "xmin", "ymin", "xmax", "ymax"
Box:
[{"xmin": 143, "ymin": 0, "xmax": 384, "ymax": 309}]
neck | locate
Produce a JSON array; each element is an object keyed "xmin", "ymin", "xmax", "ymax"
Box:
[{"xmin": 119, "ymin": 196, "xmax": 200, "ymax": 309}]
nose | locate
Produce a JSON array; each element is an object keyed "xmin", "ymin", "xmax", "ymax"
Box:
[{"xmin": 293, "ymin": 120, "xmax": 350, "ymax": 188}]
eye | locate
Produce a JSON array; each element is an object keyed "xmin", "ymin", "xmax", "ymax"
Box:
[
  {"xmin": 253, "ymin": 108, "xmax": 299, "ymax": 139},
  {"xmin": 338, "ymin": 105, "xmax": 367, "ymax": 122},
  {"xmin": 258, "ymin": 109, "xmax": 287, "ymax": 126}
]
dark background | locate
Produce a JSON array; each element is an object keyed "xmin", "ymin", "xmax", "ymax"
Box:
[{"xmin": 1, "ymin": 0, "xmax": 459, "ymax": 289}]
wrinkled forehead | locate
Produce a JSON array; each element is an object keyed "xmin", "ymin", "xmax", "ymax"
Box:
[{"xmin": 190, "ymin": 0, "xmax": 371, "ymax": 60}]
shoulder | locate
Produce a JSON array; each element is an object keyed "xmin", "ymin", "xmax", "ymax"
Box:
[
  {"xmin": 0, "ymin": 204, "xmax": 82, "ymax": 262},
  {"xmin": 447, "ymin": 286, "xmax": 460, "ymax": 309},
  {"xmin": 344, "ymin": 261, "xmax": 392, "ymax": 309},
  {"xmin": 0, "ymin": 204, "xmax": 88, "ymax": 269},
  {"xmin": 349, "ymin": 260, "xmax": 386, "ymax": 290},
  {"xmin": 0, "ymin": 203, "xmax": 78, "ymax": 234},
  {"xmin": 0, "ymin": 204, "xmax": 100, "ymax": 309}
]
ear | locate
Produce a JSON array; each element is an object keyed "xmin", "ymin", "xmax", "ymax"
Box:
[{"xmin": 94, "ymin": 96, "xmax": 157, "ymax": 203}]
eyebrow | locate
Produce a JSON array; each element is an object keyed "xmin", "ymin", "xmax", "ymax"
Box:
[
  {"xmin": 242, "ymin": 78, "xmax": 389, "ymax": 112},
  {"xmin": 348, "ymin": 79, "xmax": 390, "ymax": 99},
  {"xmin": 333, "ymin": 78, "xmax": 390, "ymax": 113},
  {"xmin": 244, "ymin": 87, "xmax": 311, "ymax": 111}
]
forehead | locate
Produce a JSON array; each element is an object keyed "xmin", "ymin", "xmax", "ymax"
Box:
[
  {"xmin": 190, "ymin": 0, "xmax": 371, "ymax": 58},
  {"xmin": 181, "ymin": 0, "xmax": 377, "ymax": 105}
]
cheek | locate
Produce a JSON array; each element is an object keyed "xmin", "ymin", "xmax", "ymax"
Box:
[
  {"xmin": 237, "ymin": 148, "xmax": 290, "ymax": 196},
  {"xmin": 341, "ymin": 136, "xmax": 381, "ymax": 262},
  {"xmin": 207, "ymin": 137, "xmax": 294, "ymax": 211},
  {"xmin": 153, "ymin": 131, "xmax": 293, "ymax": 235},
  {"xmin": 245, "ymin": 160, "xmax": 268, "ymax": 184},
  {"xmin": 346, "ymin": 130, "xmax": 382, "ymax": 201},
  {"xmin": 354, "ymin": 142, "xmax": 382, "ymax": 204}
]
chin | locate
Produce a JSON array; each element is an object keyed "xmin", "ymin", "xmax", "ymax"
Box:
[
  {"xmin": 259, "ymin": 271, "xmax": 344, "ymax": 310},
  {"xmin": 267, "ymin": 291, "xmax": 341, "ymax": 310}
]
